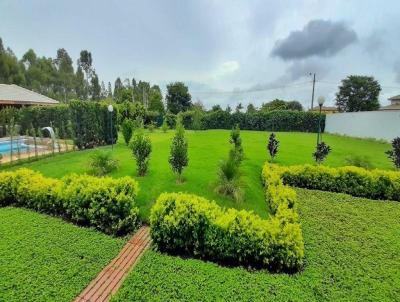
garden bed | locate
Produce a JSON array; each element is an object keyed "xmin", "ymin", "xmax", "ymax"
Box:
[
  {"xmin": 0, "ymin": 207, "xmax": 125, "ymax": 302},
  {"xmin": 111, "ymin": 188, "xmax": 400, "ymax": 301}
]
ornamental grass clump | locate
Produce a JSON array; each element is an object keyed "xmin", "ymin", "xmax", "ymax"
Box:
[
  {"xmin": 215, "ymin": 153, "xmax": 244, "ymax": 202},
  {"xmin": 130, "ymin": 129, "xmax": 152, "ymax": 176},
  {"xmin": 88, "ymin": 151, "xmax": 119, "ymax": 176}
]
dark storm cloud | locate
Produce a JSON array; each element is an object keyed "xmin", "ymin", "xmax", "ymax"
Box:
[
  {"xmin": 249, "ymin": 58, "xmax": 328, "ymax": 92},
  {"xmin": 271, "ymin": 19, "xmax": 357, "ymax": 60}
]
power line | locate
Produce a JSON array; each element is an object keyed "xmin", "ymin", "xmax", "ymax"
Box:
[{"xmin": 317, "ymin": 80, "xmax": 400, "ymax": 90}]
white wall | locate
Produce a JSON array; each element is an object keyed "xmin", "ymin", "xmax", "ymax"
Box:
[{"xmin": 325, "ymin": 111, "xmax": 400, "ymax": 141}]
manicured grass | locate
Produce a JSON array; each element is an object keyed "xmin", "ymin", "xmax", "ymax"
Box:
[
  {"xmin": 2, "ymin": 130, "xmax": 391, "ymax": 221},
  {"xmin": 0, "ymin": 207, "xmax": 125, "ymax": 302},
  {"xmin": 111, "ymin": 189, "xmax": 400, "ymax": 302}
]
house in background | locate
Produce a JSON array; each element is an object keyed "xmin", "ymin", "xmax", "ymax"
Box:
[
  {"xmin": 380, "ymin": 95, "xmax": 400, "ymax": 111},
  {"xmin": 310, "ymin": 106, "xmax": 338, "ymax": 114},
  {"xmin": 0, "ymin": 84, "xmax": 59, "ymax": 108}
]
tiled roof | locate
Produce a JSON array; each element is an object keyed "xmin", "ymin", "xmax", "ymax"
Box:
[
  {"xmin": 380, "ymin": 103, "xmax": 400, "ymax": 110},
  {"xmin": 0, "ymin": 84, "xmax": 59, "ymax": 105},
  {"xmin": 388, "ymin": 95, "xmax": 400, "ymax": 101}
]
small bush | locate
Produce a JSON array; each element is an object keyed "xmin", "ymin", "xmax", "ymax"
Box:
[
  {"xmin": 229, "ymin": 124, "xmax": 243, "ymax": 163},
  {"xmin": 386, "ymin": 137, "xmax": 400, "ymax": 169},
  {"xmin": 88, "ymin": 151, "xmax": 119, "ymax": 176},
  {"xmin": 344, "ymin": 155, "xmax": 373, "ymax": 169},
  {"xmin": 313, "ymin": 142, "xmax": 331, "ymax": 163},
  {"xmin": 150, "ymin": 192, "xmax": 304, "ymax": 271},
  {"xmin": 60, "ymin": 174, "xmax": 140, "ymax": 235},
  {"xmin": 161, "ymin": 118, "xmax": 169, "ymax": 133},
  {"xmin": 130, "ymin": 129, "xmax": 152, "ymax": 176},
  {"xmin": 147, "ymin": 122, "xmax": 156, "ymax": 133},
  {"xmin": 215, "ymin": 154, "xmax": 243, "ymax": 202},
  {"xmin": 169, "ymin": 124, "xmax": 188, "ymax": 182},
  {"xmin": 267, "ymin": 133, "xmax": 279, "ymax": 162},
  {"xmin": 121, "ymin": 119, "xmax": 135, "ymax": 145},
  {"xmin": 0, "ymin": 169, "xmax": 140, "ymax": 235}
]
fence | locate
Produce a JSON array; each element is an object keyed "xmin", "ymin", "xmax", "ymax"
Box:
[
  {"xmin": 0, "ymin": 136, "xmax": 74, "ymax": 164},
  {"xmin": 325, "ymin": 111, "xmax": 400, "ymax": 141}
]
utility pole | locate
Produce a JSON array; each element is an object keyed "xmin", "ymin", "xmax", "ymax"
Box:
[{"xmin": 310, "ymin": 73, "xmax": 316, "ymax": 110}]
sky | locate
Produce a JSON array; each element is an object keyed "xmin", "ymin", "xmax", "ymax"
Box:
[{"xmin": 1, "ymin": 0, "xmax": 400, "ymax": 109}]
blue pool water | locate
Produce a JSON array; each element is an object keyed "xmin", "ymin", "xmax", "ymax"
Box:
[{"xmin": 0, "ymin": 139, "xmax": 28, "ymax": 155}]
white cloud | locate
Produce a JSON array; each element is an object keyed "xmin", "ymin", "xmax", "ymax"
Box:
[{"xmin": 212, "ymin": 61, "xmax": 240, "ymax": 79}]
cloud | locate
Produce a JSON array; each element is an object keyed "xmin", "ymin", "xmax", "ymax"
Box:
[
  {"xmin": 395, "ymin": 62, "xmax": 400, "ymax": 83},
  {"xmin": 249, "ymin": 58, "xmax": 328, "ymax": 92},
  {"xmin": 285, "ymin": 59, "xmax": 328, "ymax": 81},
  {"xmin": 212, "ymin": 61, "xmax": 240, "ymax": 79},
  {"xmin": 271, "ymin": 19, "xmax": 357, "ymax": 60}
]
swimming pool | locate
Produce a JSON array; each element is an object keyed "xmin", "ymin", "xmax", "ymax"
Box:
[{"xmin": 0, "ymin": 139, "xmax": 29, "ymax": 155}]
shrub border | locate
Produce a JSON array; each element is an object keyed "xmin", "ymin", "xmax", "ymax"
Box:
[
  {"xmin": 269, "ymin": 164, "xmax": 400, "ymax": 201},
  {"xmin": 149, "ymin": 163, "xmax": 305, "ymax": 272},
  {"xmin": 0, "ymin": 168, "xmax": 140, "ymax": 236}
]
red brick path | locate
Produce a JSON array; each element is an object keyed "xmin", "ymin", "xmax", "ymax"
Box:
[{"xmin": 74, "ymin": 226, "xmax": 151, "ymax": 302}]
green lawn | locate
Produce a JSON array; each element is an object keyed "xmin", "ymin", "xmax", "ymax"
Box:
[
  {"xmin": 3, "ymin": 130, "xmax": 392, "ymax": 220},
  {"xmin": 1, "ymin": 130, "xmax": 398, "ymax": 301},
  {"xmin": 0, "ymin": 207, "xmax": 125, "ymax": 302},
  {"xmin": 111, "ymin": 189, "xmax": 400, "ymax": 302}
]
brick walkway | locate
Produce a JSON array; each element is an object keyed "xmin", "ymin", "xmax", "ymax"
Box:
[{"xmin": 74, "ymin": 226, "xmax": 151, "ymax": 302}]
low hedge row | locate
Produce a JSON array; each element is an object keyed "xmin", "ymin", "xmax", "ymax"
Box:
[
  {"xmin": 0, "ymin": 169, "xmax": 140, "ymax": 235},
  {"xmin": 272, "ymin": 164, "xmax": 400, "ymax": 201},
  {"xmin": 150, "ymin": 192, "xmax": 304, "ymax": 271},
  {"xmin": 261, "ymin": 163, "xmax": 298, "ymax": 215}
]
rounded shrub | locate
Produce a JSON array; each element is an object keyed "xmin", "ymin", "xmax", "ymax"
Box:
[
  {"xmin": 150, "ymin": 192, "xmax": 304, "ymax": 271},
  {"xmin": 0, "ymin": 169, "xmax": 140, "ymax": 236}
]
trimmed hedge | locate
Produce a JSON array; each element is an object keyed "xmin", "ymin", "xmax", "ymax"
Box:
[
  {"xmin": 198, "ymin": 110, "xmax": 325, "ymax": 132},
  {"xmin": 150, "ymin": 191, "xmax": 304, "ymax": 271},
  {"xmin": 261, "ymin": 163, "xmax": 298, "ymax": 215},
  {"xmin": 0, "ymin": 169, "xmax": 140, "ymax": 235},
  {"xmin": 69, "ymin": 100, "xmax": 118, "ymax": 149},
  {"xmin": 18, "ymin": 105, "xmax": 71, "ymax": 136},
  {"xmin": 271, "ymin": 164, "xmax": 400, "ymax": 201},
  {"xmin": 0, "ymin": 100, "xmax": 118, "ymax": 149},
  {"xmin": 161, "ymin": 110, "xmax": 324, "ymax": 132}
]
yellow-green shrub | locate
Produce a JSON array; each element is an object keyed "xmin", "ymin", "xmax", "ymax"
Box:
[
  {"xmin": 262, "ymin": 163, "xmax": 298, "ymax": 215},
  {"xmin": 269, "ymin": 164, "xmax": 400, "ymax": 201},
  {"xmin": 0, "ymin": 169, "xmax": 140, "ymax": 235},
  {"xmin": 150, "ymin": 192, "xmax": 304, "ymax": 271},
  {"xmin": 59, "ymin": 174, "xmax": 140, "ymax": 235}
]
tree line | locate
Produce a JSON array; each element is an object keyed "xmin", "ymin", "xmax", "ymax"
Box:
[{"xmin": 0, "ymin": 37, "xmax": 386, "ymax": 114}]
